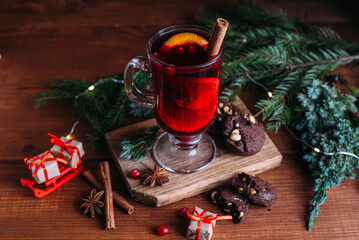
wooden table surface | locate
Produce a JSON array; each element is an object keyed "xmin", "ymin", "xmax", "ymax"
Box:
[{"xmin": 1, "ymin": 0, "xmax": 359, "ymax": 239}]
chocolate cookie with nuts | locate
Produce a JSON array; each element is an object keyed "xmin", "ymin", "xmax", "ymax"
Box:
[
  {"xmin": 222, "ymin": 112, "xmax": 265, "ymax": 155},
  {"xmin": 215, "ymin": 101, "xmax": 241, "ymax": 122},
  {"xmin": 207, "ymin": 101, "xmax": 241, "ymax": 136},
  {"xmin": 232, "ymin": 172, "xmax": 276, "ymax": 207},
  {"xmin": 211, "ymin": 186, "xmax": 249, "ymax": 223}
]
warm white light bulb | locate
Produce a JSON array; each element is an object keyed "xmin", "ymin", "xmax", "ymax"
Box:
[
  {"xmin": 314, "ymin": 148, "xmax": 321, "ymax": 153},
  {"xmin": 66, "ymin": 135, "xmax": 71, "ymax": 139},
  {"xmin": 88, "ymin": 85, "xmax": 95, "ymax": 91},
  {"xmin": 268, "ymin": 92, "xmax": 273, "ymax": 98}
]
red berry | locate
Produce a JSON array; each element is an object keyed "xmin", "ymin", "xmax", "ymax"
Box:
[
  {"xmin": 179, "ymin": 207, "xmax": 189, "ymax": 218},
  {"xmin": 153, "ymin": 52, "xmax": 160, "ymax": 58},
  {"xmin": 176, "ymin": 46, "xmax": 186, "ymax": 54},
  {"xmin": 156, "ymin": 225, "xmax": 168, "ymax": 236},
  {"xmin": 187, "ymin": 45, "xmax": 197, "ymax": 53},
  {"xmin": 130, "ymin": 169, "xmax": 141, "ymax": 179},
  {"xmin": 165, "ymin": 66, "xmax": 175, "ymax": 77}
]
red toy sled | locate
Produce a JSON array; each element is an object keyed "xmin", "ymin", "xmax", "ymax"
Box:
[{"xmin": 20, "ymin": 159, "xmax": 84, "ymax": 198}]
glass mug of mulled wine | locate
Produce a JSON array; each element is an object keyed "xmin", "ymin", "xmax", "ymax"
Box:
[{"xmin": 124, "ymin": 24, "xmax": 225, "ymax": 173}]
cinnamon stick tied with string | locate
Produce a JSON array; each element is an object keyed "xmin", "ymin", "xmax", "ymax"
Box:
[
  {"xmin": 100, "ymin": 161, "xmax": 115, "ymax": 230},
  {"xmin": 206, "ymin": 18, "xmax": 229, "ymax": 56},
  {"xmin": 82, "ymin": 170, "xmax": 134, "ymax": 214}
]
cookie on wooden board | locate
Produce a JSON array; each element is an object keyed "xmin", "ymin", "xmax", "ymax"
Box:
[
  {"xmin": 222, "ymin": 112, "xmax": 265, "ymax": 155},
  {"xmin": 207, "ymin": 101, "xmax": 241, "ymax": 136},
  {"xmin": 210, "ymin": 186, "xmax": 249, "ymax": 223},
  {"xmin": 232, "ymin": 172, "xmax": 276, "ymax": 207}
]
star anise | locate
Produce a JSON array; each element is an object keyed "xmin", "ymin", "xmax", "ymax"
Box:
[
  {"xmin": 80, "ymin": 188, "xmax": 104, "ymax": 218},
  {"xmin": 142, "ymin": 165, "xmax": 169, "ymax": 187}
]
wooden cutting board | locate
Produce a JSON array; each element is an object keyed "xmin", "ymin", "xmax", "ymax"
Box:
[{"xmin": 105, "ymin": 98, "xmax": 282, "ymax": 207}]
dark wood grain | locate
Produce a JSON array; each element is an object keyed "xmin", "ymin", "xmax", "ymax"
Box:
[{"xmin": 0, "ymin": 0, "xmax": 359, "ymax": 239}]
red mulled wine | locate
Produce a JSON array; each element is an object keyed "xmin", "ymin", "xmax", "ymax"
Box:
[{"xmin": 149, "ymin": 31, "xmax": 223, "ymax": 137}]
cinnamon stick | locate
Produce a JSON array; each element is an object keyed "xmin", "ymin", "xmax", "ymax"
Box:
[
  {"xmin": 100, "ymin": 161, "xmax": 115, "ymax": 230},
  {"xmin": 206, "ymin": 18, "xmax": 229, "ymax": 57},
  {"xmin": 81, "ymin": 170, "xmax": 134, "ymax": 214},
  {"xmin": 82, "ymin": 170, "xmax": 103, "ymax": 189},
  {"xmin": 112, "ymin": 192, "xmax": 134, "ymax": 215}
]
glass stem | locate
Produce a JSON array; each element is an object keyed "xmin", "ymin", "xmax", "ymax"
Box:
[{"xmin": 168, "ymin": 134, "xmax": 202, "ymax": 150}]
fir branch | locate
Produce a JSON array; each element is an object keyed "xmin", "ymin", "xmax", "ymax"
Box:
[
  {"xmin": 307, "ymin": 177, "xmax": 327, "ymax": 230},
  {"xmin": 107, "ymin": 93, "xmax": 128, "ymax": 129},
  {"xmin": 33, "ymin": 91, "xmax": 78, "ymax": 109},
  {"xmin": 52, "ymin": 78, "xmax": 92, "ymax": 92},
  {"xmin": 293, "ymin": 80, "xmax": 359, "ymax": 230},
  {"xmin": 119, "ymin": 126, "xmax": 160, "ymax": 160},
  {"xmin": 84, "ymin": 73, "xmax": 148, "ymax": 147},
  {"xmin": 34, "ymin": 72, "xmax": 150, "ymax": 148},
  {"xmin": 222, "ymin": 54, "xmax": 359, "ymax": 79}
]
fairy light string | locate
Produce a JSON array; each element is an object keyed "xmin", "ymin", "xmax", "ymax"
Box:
[
  {"xmin": 283, "ymin": 125, "xmax": 359, "ymax": 160},
  {"xmin": 66, "ymin": 120, "xmax": 80, "ymax": 139},
  {"xmin": 246, "ymin": 72, "xmax": 273, "ymax": 98}
]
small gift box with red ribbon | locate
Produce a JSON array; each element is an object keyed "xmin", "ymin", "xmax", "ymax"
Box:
[
  {"xmin": 24, "ymin": 150, "xmax": 68, "ymax": 184},
  {"xmin": 49, "ymin": 134, "xmax": 85, "ymax": 168},
  {"xmin": 186, "ymin": 207, "xmax": 232, "ymax": 240}
]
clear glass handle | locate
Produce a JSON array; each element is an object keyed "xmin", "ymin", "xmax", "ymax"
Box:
[{"xmin": 124, "ymin": 56, "xmax": 154, "ymax": 107}]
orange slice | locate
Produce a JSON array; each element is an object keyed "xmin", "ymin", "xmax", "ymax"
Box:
[{"xmin": 163, "ymin": 32, "xmax": 208, "ymax": 48}]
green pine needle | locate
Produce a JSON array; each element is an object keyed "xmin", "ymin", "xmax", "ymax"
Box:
[{"xmin": 119, "ymin": 126, "xmax": 159, "ymax": 160}]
